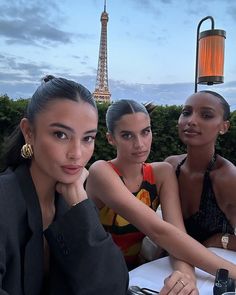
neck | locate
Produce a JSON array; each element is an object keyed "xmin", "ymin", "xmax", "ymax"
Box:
[
  {"xmin": 112, "ymin": 158, "xmax": 144, "ymax": 192},
  {"xmin": 30, "ymin": 162, "xmax": 55, "ymax": 207},
  {"xmin": 185, "ymin": 146, "xmax": 215, "ymax": 173},
  {"xmin": 30, "ymin": 162, "xmax": 56, "ymax": 230},
  {"xmin": 111, "ymin": 158, "xmax": 143, "ymax": 179}
]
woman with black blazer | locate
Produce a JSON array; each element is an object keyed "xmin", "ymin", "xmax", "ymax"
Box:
[{"xmin": 0, "ymin": 75, "xmax": 128, "ymax": 295}]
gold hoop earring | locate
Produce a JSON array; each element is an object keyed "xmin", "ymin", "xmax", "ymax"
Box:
[{"xmin": 21, "ymin": 143, "xmax": 33, "ymax": 159}]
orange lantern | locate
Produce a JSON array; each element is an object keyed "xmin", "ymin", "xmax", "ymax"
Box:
[{"xmin": 195, "ymin": 16, "xmax": 226, "ymax": 92}]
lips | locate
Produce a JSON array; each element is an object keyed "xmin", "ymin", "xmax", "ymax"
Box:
[
  {"xmin": 183, "ymin": 128, "xmax": 201, "ymax": 135},
  {"xmin": 61, "ymin": 165, "xmax": 83, "ymax": 175},
  {"xmin": 132, "ymin": 151, "xmax": 148, "ymax": 157}
]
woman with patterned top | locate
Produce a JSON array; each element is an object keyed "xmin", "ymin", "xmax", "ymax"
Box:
[
  {"xmin": 165, "ymin": 91, "xmax": 236, "ymax": 250},
  {"xmin": 86, "ymin": 99, "xmax": 236, "ymax": 295},
  {"xmin": 99, "ymin": 161, "xmax": 159, "ymax": 268}
]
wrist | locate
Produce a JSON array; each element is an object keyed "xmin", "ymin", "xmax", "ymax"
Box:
[
  {"xmin": 221, "ymin": 233, "xmax": 230, "ymax": 249},
  {"xmin": 70, "ymin": 194, "xmax": 88, "ymax": 207}
]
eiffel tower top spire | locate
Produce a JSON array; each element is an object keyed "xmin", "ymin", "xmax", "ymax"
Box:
[{"xmin": 93, "ymin": 0, "xmax": 111, "ymax": 102}]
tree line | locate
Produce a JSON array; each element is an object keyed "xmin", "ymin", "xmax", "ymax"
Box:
[{"xmin": 1, "ymin": 94, "xmax": 236, "ymax": 170}]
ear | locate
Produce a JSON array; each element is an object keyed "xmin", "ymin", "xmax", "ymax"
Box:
[
  {"xmin": 20, "ymin": 118, "xmax": 33, "ymax": 143},
  {"xmin": 106, "ymin": 132, "xmax": 116, "ymax": 146},
  {"xmin": 219, "ymin": 120, "xmax": 230, "ymax": 135}
]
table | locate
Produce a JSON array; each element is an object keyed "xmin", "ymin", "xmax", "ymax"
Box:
[{"xmin": 129, "ymin": 247, "xmax": 236, "ymax": 294}]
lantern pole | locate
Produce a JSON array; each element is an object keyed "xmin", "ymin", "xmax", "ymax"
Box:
[{"xmin": 194, "ymin": 16, "xmax": 214, "ymax": 93}]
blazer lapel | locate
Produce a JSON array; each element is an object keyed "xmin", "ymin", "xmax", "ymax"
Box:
[{"xmin": 15, "ymin": 165, "xmax": 44, "ymax": 295}]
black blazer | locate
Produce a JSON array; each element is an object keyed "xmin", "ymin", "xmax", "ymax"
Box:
[{"xmin": 0, "ymin": 165, "xmax": 128, "ymax": 295}]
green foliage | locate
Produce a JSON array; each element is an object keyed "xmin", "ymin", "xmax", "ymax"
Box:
[
  {"xmin": 149, "ymin": 105, "xmax": 186, "ymax": 162},
  {"xmin": 216, "ymin": 110, "xmax": 236, "ymax": 164},
  {"xmin": 0, "ymin": 96, "xmax": 28, "ymax": 161},
  {"xmin": 89, "ymin": 102, "xmax": 116, "ymax": 165},
  {"xmin": 0, "ymin": 96, "xmax": 235, "ymax": 168},
  {"xmin": 0, "ymin": 95, "xmax": 28, "ymax": 135}
]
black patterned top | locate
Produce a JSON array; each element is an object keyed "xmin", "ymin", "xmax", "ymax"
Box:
[{"xmin": 176, "ymin": 154, "xmax": 234, "ymax": 242}]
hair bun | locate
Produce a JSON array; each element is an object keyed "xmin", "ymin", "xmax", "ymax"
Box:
[
  {"xmin": 144, "ymin": 101, "xmax": 156, "ymax": 114},
  {"xmin": 42, "ymin": 75, "xmax": 55, "ymax": 83}
]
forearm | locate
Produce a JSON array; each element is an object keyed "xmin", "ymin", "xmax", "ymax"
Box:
[
  {"xmin": 150, "ymin": 221, "xmax": 236, "ymax": 279},
  {"xmin": 170, "ymin": 257, "xmax": 196, "ymax": 282}
]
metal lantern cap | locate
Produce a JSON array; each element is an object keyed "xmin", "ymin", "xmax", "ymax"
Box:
[{"xmin": 199, "ymin": 29, "xmax": 226, "ymax": 39}]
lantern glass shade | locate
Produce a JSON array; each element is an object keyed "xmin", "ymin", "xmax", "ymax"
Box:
[{"xmin": 198, "ymin": 29, "xmax": 226, "ymax": 85}]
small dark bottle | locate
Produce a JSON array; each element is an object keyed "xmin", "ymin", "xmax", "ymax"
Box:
[{"xmin": 213, "ymin": 268, "xmax": 235, "ymax": 295}]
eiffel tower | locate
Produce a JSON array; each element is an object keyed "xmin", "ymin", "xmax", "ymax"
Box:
[{"xmin": 93, "ymin": 0, "xmax": 111, "ymax": 102}]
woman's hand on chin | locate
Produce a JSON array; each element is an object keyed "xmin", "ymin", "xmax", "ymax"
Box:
[{"xmin": 56, "ymin": 168, "xmax": 89, "ymax": 206}]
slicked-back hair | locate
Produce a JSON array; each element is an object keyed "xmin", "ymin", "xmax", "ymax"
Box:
[
  {"xmin": 106, "ymin": 99, "xmax": 149, "ymax": 134},
  {"xmin": 199, "ymin": 90, "xmax": 230, "ymax": 120},
  {"xmin": 1, "ymin": 75, "xmax": 97, "ymax": 171}
]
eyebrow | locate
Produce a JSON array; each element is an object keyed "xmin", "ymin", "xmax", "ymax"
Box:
[
  {"xmin": 200, "ymin": 107, "xmax": 216, "ymax": 111},
  {"xmin": 120, "ymin": 125, "xmax": 151, "ymax": 133},
  {"xmin": 183, "ymin": 105, "xmax": 215, "ymax": 111},
  {"xmin": 49, "ymin": 123, "xmax": 97, "ymax": 134}
]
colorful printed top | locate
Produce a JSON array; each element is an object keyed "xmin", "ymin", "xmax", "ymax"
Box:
[{"xmin": 99, "ymin": 162, "xmax": 159, "ymax": 270}]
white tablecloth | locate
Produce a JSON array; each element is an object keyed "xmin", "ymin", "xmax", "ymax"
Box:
[{"xmin": 129, "ymin": 247, "xmax": 236, "ymax": 294}]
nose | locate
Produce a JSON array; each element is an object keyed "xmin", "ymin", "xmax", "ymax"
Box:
[
  {"xmin": 67, "ymin": 140, "xmax": 82, "ymax": 160},
  {"xmin": 133, "ymin": 135, "xmax": 144, "ymax": 149},
  {"xmin": 187, "ymin": 113, "xmax": 198, "ymax": 126}
]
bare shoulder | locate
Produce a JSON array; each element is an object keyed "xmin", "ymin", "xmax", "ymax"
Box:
[
  {"xmin": 88, "ymin": 160, "xmax": 117, "ymax": 180},
  {"xmin": 164, "ymin": 154, "xmax": 187, "ymax": 169},
  {"xmin": 88, "ymin": 159, "xmax": 109, "ymax": 174},
  {"xmin": 151, "ymin": 161, "xmax": 173, "ymax": 171},
  {"xmin": 86, "ymin": 160, "xmax": 117, "ymax": 207},
  {"xmin": 151, "ymin": 161, "xmax": 176, "ymax": 179},
  {"xmin": 213, "ymin": 156, "xmax": 236, "ymax": 205},
  {"xmin": 214, "ymin": 156, "xmax": 236, "ymax": 181},
  {"xmin": 87, "ymin": 160, "xmax": 112, "ymax": 188},
  {"xmin": 87, "ymin": 159, "xmax": 120, "ymax": 184}
]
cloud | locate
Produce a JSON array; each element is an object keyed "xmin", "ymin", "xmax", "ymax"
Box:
[
  {"xmin": 109, "ymin": 79, "xmax": 236, "ymax": 109},
  {"xmin": 212, "ymin": 81, "xmax": 236, "ymax": 109},
  {"xmin": 227, "ymin": 5, "xmax": 236, "ymax": 22},
  {"xmin": 0, "ymin": 1, "xmax": 91, "ymax": 46},
  {"xmin": 1, "ymin": 63, "xmax": 235, "ymax": 110},
  {"xmin": 185, "ymin": 0, "xmax": 236, "ymax": 18},
  {"xmin": 0, "ymin": 19, "xmax": 72, "ymax": 45},
  {"xmin": 128, "ymin": 0, "xmax": 162, "ymax": 16},
  {"xmin": 109, "ymin": 80, "xmax": 193, "ymax": 105},
  {"xmin": 0, "ymin": 54, "xmax": 52, "ymax": 80}
]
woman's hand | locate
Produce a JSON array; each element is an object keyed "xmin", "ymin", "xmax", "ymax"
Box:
[
  {"xmin": 159, "ymin": 270, "xmax": 199, "ymax": 294},
  {"xmin": 56, "ymin": 168, "xmax": 89, "ymax": 206}
]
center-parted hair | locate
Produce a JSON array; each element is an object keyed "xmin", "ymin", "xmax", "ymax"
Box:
[
  {"xmin": 106, "ymin": 99, "xmax": 149, "ymax": 134},
  {"xmin": 199, "ymin": 90, "xmax": 230, "ymax": 121}
]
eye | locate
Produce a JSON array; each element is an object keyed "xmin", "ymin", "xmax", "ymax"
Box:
[
  {"xmin": 201, "ymin": 112, "xmax": 214, "ymax": 119},
  {"xmin": 121, "ymin": 133, "xmax": 132, "ymax": 140},
  {"xmin": 54, "ymin": 131, "xmax": 68, "ymax": 140},
  {"xmin": 83, "ymin": 135, "xmax": 96, "ymax": 143},
  {"xmin": 181, "ymin": 109, "xmax": 191, "ymax": 116},
  {"xmin": 142, "ymin": 128, "xmax": 151, "ymax": 136}
]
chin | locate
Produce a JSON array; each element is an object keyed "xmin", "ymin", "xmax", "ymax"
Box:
[
  {"xmin": 56, "ymin": 175, "xmax": 78, "ymax": 184},
  {"xmin": 133, "ymin": 159, "xmax": 146, "ymax": 164}
]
